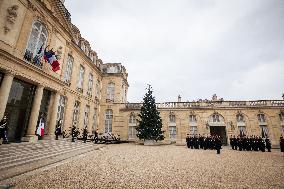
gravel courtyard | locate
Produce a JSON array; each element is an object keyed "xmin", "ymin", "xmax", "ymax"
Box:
[{"xmin": 4, "ymin": 143, "xmax": 284, "ymax": 189}]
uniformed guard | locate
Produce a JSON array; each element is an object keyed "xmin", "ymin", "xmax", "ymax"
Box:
[
  {"xmin": 83, "ymin": 127, "xmax": 88, "ymax": 143},
  {"xmin": 198, "ymin": 134, "xmax": 202, "ymax": 149},
  {"xmin": 215, "ymin": 136, "xmax": 222, "ymax": 154},
  {"xmin": 71, "ymin": 125, "xmax": 76, "ymax": 142},
  {"xmin": 186, "ymin": 134, "xmax": 190, "ymax": 148},
  {"xmin": 55, "ymin": 119, "xmax": 62, "ymax": 140}
]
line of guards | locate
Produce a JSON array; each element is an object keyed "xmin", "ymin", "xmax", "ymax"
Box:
[
  {"xmin": 186, "ymin": 134, "xmax": 222, "ymax": 154},
  {"xmin": 230, "ymin": 135, "xmax": 284, "ymax": 153}
]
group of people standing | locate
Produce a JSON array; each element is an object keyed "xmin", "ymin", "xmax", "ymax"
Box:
[
  {"xmin": 229, "ymin": 135, "xmax": 272, "ymax": 152},
  {"xmin": 186, "ymin": 134, "xmax": 222, "ymax": 154}
]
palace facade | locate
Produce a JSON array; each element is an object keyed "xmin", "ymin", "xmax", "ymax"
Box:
[{"xmin": 0, "ymin": 0, "xmax": 283, "ymax": 146}]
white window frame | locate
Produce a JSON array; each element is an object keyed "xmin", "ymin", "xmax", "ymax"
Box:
[
  {"xmin": 190, "ymin": 126, "xmax": 198, "ymax": 135},
  {"xmin": 72, "ymin": 101, "xmax": 80, "ymax": 127},
  {"xmin": 63, "ymin": 55, "xmax": 74, "ymax": 83},
  {"xmin": 76, "ymin": 65, "xmax": 85, "ymax": 91},
  {"xmin": 87, "ymin": 73, "xmax": 93, "ymax": 96},
  {"xmin": 169, "ymin": 126, "xmax": 177, "ymax": 139},
  {"xmin": 257, "ymin": 114, "xmax": 266, "ymax": 123},
  {"xmin": 105, "ymin": 109, "xmax": 113, "ymax": 133},
  {"xmin": 56, "ymin": 95, "xmax": 66, "ymax": 124},
  {"xmin": 25, "ymin": 21, "xmax": 48, "ymax": 60},
  {"xmin": 107, "ymin": 82, "xmax": 115, "ymax": 101},
  {"xmin": 260, "ymin": 125, "xmax": 269, "ymax": 138},
  {"xmin": 189, "ymin": 115, "xmax": 197, "ymax": 123},
  {"xmin": 84, "ymin": 105, "xmax": 90, "ymax": 129}
]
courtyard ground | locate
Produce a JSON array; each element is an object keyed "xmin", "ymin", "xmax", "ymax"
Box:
[{"xmin": 2, "ymin": 143, "xmax": 284, "ymax": 189}]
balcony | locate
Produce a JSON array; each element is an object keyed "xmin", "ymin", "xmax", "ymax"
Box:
[{"xmin": 23, "ymin": 49, "xmax": 43, "ymax": 68}]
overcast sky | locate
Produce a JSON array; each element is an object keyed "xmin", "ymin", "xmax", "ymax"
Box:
[{"xmin": 65, "ymin": 0, "xmax": 284, "ymax": 103}]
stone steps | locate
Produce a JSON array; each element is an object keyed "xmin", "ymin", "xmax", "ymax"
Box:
[{"xmin": 0, "ymin": 139, "xmax": 105, "ymax": 181}]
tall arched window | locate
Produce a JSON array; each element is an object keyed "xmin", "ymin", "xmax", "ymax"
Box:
[
  {"xmin": 72, "ymin": 101, "xmax": 80, "ymax": 128},
  {"xmin": 257, "ymin": 113, "xmax": 268, "ymax": 138},
  {"xmin": 107, "ymin": 82, "xmax": 115, "ymax": 101},
  {"xmin": 105, "ymin": 109, "xmax": 113, "ymax": 133},
  {"xmin": 236, "ymin": 113, "xmax": 246, "ymax": 136},
  {"xmin": 24, "ymin": 21, "xmax": 48, "ymax": 63},
  {"xmin": 169, "ymin": 113, "xmax": 176, "ymax": 139}
]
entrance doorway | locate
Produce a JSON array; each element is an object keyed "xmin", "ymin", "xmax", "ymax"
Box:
[
  {"xmin": 210, "ymin": 126, "xmax": 227, "ymax": 145},
  {"xmin": 5, "ymin": 79, "xmax": 36, "ymax": 142}
]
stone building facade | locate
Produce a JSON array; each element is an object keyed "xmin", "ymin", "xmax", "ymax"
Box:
[{"xmin": 0, "ymin": 0, "xmax": 283, "ymax": 146}]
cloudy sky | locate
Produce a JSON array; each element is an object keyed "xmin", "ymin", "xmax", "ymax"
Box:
[{"xmin": 65, "ymin": 0, "xmax": 284, "ymax": 103}]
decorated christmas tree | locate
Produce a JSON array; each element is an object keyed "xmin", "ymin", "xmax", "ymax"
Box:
[{"xmin": 136, "ymin": 85, "xmax": 164, "ymax": 141}]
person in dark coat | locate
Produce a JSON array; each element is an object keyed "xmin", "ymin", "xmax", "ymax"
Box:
[
  {"xmin": 232, "ymin": 135, "xmax": 237, "ymax": 150},
  {"xmin": 215, "ymin": 136, "xmax": 222, "ymax": 154},
  {"xmin": 0, "ymin": 115, "xmax": 9, "ymax": 144},
  {"xmin": 186, "ymin": 134, "xmax": 190, "ymax": 148},
  {"xmin": 238, "ymin": 136, "xmax": 243, "ymax": 151},
  {"xmin": 265, "ymin": 137, "xmax": 271, "ymax": 152},
  {"xmin": 82, "ymin": 127, "xmax": 88, "ymax": 143},
  {"xmin": 190, "ymin": 136, "xmax": 194, "ymax": 149},
  {"xmin": 229, "ymin": 135, "xmax": 233, "ymax": 150},
  {"xmin": 199, "ymin": 134, "xmax": 204, "ymax": 149},
  {"xmin": 203, "ymin": 135, "xmax": 208, "ymax": 150},
  {"xmin": 55, "ymin": 120, "xmax": 62, "ymax": 140}
]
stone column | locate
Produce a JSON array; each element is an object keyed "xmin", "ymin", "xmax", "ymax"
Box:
[
  {"xmin": 0, "ymin": 72, "xmax": 14, "ymax": 119},
  {"xmin": 22, "ymin": 85, "xmax": 44, "ymax": 142},
  {"xmin": 47, "ymin": 92, "xmax": 60, "ymax": 138}
]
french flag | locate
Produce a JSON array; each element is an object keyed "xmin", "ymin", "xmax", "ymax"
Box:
[
  {"xmin": 36, "ymin": 118, "xmax": 45, "ymax": 136},
  {"xmin": 44, "ymin": 48, "xmax": 60, "ymax": 72}
]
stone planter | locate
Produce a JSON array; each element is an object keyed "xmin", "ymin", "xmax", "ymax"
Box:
[{"xmin": 144, "ymin": 140, "xmax": 159, "ymax": 146}]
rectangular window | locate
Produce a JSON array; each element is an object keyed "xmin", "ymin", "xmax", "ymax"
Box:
[
  {"xmin": 72, "ymin": 101, "xmax": 80, "ymax": 127},
  {"xmin": 84, "ymin": 105, "xmax": 90, "ymax": 129},
  {"xmin": 238, "ymin": 126, "xmax": 246, "ymax": 136},
  {"xmin": 56, "ymin": 95, "xmax": 66, "ymax": 124},
  {"xmin": 76, "ymin": 65, "xmax": 85, "ymax": 92},
  {"xmin": 190, "ymin": 126, "xmax": 197, "ymax": 134},
  {"xmin": 87, "ymin": 73, "xmax": 93, "ymax": 96},
  {"xmin": 129, "ymin": 126, "xmax": 137, "ymax": 139},
  {"xmin": 260, "ymin": 125, "xmax": 269, "ymax": 138},
  {"xmin": 169, "ymin": 126, "xmax": 177, "ymax": 139},
  {"xmin": 105, "ymin": 110, "xmax": 113, "ymax": 133},
  {"xmin": 107, "ymin": 83, "xmax": 115, "ymax": 101},
  {"xmin": 258, "ymin": 114, "xmax": 266, "ymax": 123},
  {"xmin": 63, "ymin": 55, "xmax": 74, "ymax": 83}
]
